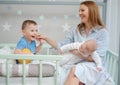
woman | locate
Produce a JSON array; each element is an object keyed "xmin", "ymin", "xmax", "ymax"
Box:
[{"xmin": 39, "ymin": 1, "xmax": 113, "ymax": 85}]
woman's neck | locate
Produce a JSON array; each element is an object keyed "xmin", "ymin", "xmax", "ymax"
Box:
[{"xmin": 84, "ymin": 23, "xmax": 92, "ymax": 36}]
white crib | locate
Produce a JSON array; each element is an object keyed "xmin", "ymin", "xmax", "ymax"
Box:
[{"xmin": 0, "ymin": 43, "xmax": 118, "ymax": 85}]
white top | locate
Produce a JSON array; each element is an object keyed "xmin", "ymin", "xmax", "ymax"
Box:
[{"xmin": 60, "ymin": 42, "xmax": 102, "ymax": 68}]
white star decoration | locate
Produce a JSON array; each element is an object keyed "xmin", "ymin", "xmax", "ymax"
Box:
[
  {"xmin": 62, "ymin": 23, "xmax": 71, "ymax": 32},
  {"xmin": 3, "ymin": 22, "xmax": 11, "ymax": 31}
]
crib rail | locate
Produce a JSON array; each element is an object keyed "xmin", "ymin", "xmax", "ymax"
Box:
[
  {"xmin": 0, "ymin": 43, "xmax": 119, "ymax": 85},
  {"xmin": 105, "ymin": 50, "xmax": 118, "ymax": 85},
  {"xmin": 0, "ymin": 54, "xmax": 63, "ymax": 85},
  {"xmin": 0, "ymin": 43, "xmax": 62, "ymax": 85}
]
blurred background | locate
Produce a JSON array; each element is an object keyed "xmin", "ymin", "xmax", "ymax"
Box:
[{"xmin": 0, "ymin": 0, "xmax": 119, "ymax": 54}]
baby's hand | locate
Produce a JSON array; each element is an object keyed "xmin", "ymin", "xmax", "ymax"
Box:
[{"xmin": 97, "ymin": 66, "xmax": 102, "ymax": 72}]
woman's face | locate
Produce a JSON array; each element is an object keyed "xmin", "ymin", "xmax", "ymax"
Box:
[{"xmin": 79, "ymin": 4, "xmax": 89, "ymax": 24}]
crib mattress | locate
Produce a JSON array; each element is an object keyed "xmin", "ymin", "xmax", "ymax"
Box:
[{"xmin": 0, "ymin": 63, "xmax": 55, "ymax": 77}]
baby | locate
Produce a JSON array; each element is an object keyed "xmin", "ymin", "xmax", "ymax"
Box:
[{"xmin": 59, "ymin": 39, "xmax": 102, "ymax": 71}]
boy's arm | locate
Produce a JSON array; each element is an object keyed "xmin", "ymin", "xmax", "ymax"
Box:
[
  {"xmin": 35, "ymin": 38, "xmax": 44, "ymax": 54},
  {"xmin": 14, "ymin": 49, "xmax": 23, "ymax": 54},
  {"xmin": 14, "ymin": 49, "xmax": 32, "ymax": 54}
]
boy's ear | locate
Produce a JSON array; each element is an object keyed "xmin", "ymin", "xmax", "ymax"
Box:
[{"xmin": 22, "ymin": 30, "xmax": 25, "ymax": 36}]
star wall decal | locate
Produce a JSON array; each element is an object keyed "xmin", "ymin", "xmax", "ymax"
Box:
[
  {"xmin": 3, "ymin": 22, "xmax": 11, "ymax": 31},
  {"xmin": 39, "ymin": 15, "xmax": 45, "ymax": 21},
  {"xmin": 62, "ymin": 23, "xmax": 71, "ymax": 32},
  {"xmin": 17, "ymin": 10, "xmax": 22, "ymax": 15}
]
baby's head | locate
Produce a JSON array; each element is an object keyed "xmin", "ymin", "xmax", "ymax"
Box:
[
  {"xmin": 79, "ymin": 39, "xmax": 97, "ymax": 56},
  {"xmin": 22, "ymin": 20, "xmax": 38, "ymax": 42}
]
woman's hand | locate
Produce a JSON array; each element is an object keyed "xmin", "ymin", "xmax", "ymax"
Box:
[
  {"xmin": 36, "ymin": 34, "xmax": 47, "ymax": 40},
  {"xmin": 36, "ymin": 34, "xmax": 44, "ymax": 45}
]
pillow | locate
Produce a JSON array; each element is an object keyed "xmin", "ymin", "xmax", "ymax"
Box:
[
  {"xmin": 0, "ymin": 63, "xmax": 55, "ymax": 77},
  {"xmin": 0, "ymin": 47, "xmax": 14, "ymax": 64}
]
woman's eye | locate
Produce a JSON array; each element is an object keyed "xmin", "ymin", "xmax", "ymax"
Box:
[
  {"xmin": 30, "ymin": 30, "xmax": 34, "ymax": 32},
  {"xmin": 36, "ymin": 30, "xmax": 38, "ymax": 32},
  {"xmin": 81, "ymin": 9, "xmax": 84, "ymax": 12}
]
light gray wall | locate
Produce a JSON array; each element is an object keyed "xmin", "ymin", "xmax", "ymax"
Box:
[
  {"xmin": 106, "ymin": 0, "xmax": 119, "ymax": 54},
  {"xmin": 118, "ymin": 0, "xmax": 120, "ymax": 84},
  {"xmin": 0, "ymin": 15, "xmax": 79, "ymax": 43},
  {"xmin": 0, "ymin": 1, "xmax": 119, "ymax": 54},
  {"xmin": 0, "ymin": 3, "xmax": 102, "ymax": 44},
  {"xmin": 0, "ymin": 4, "xmax": 80, "ymax": 43}
]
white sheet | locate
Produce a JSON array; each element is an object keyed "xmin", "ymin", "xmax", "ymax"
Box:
[{"xmin": 0, "ymin": 77, "xmax": 55, "ymax": 85}]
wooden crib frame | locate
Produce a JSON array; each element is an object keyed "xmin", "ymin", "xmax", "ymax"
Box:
[{"xmin": 0, "ymin": 43, "xmax": 118, "ymax": 85}]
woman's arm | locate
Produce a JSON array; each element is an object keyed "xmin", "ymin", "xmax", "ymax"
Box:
[
  {"xmin": 39, "ymin": 28, "xmax": 75, "ymax": 49},
  {"xmin": 39, "ymin": 34, "xmax": 58, "ymax": 49}
]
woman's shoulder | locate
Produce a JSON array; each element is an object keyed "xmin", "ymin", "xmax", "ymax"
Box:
[
  {"xmin": 95, "ymin": 25, "xmax": 108, "ymax": 33},
  {"xmin": 68, "ymin": 26, "xmax": 79, "ymax": 34}
]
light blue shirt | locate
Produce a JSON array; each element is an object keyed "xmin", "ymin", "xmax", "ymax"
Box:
[
  {"xmin": 58, "ymin": 25, "xmax": 111, "ymax": 85},
  {"xmin": 58, "ymin": 25, "xmax": 109, "ymax": 58},
  {"xmin": 16, "ymin": 37, "xmax": 36, "ymax": 53}
]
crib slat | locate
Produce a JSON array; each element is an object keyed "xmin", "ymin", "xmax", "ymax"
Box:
[
  {"xmin": 39, "ymin": 60, "xmax": 42, "ymax": 85},
  {"xmin": 109, "ymin": 55, "xmax": 113, "ymax": 74},
  {"xmin": 112, "ymin": 59, "xmax": 116, "ymax": 78},
  {"xmin": 56, "ymin": 60, "xmax": 59, "ymax": 85},
  {"xmin": 23, "ymin": 60, "xmax": 26, "ymax": 85},
  {"xmin": 6, "ymin": 59, "xmax": 10, "ymax": 85}
]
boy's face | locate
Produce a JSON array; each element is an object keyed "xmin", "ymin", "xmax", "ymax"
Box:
[{"xmin": 22, "ymin": 24, "xmax": 38, "ymax": 42}]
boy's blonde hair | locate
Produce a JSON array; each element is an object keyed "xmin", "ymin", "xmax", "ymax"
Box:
[{"xmin": 22, "ymin": 20, "xmax": 37, "ymax": 30}]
